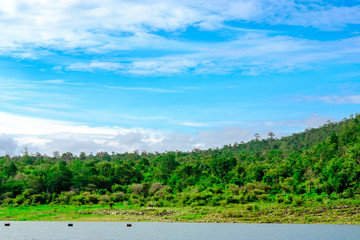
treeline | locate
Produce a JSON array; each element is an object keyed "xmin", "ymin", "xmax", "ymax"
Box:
[{"xmin": 1, "ymin": 114, "xmax": 360, "ymax": 207}]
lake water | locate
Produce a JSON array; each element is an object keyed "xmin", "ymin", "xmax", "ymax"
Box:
[{"xmin": 1, "ymin": 221, "xmax": 359, "ymax": 240}]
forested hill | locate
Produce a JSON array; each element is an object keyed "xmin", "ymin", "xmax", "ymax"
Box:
[
  {"xmin": 0, "ymin": 113, "xmax": 360, "ymax": 207},
  {"xmin": 218, "ymin": 114, "xmax": 356, "ymax": 154}
]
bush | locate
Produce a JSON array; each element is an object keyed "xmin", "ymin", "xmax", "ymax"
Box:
[
  {"xmin": 60, "ymin": 191, "xmax": 76, "ymax": 204},
  {"xmin": 111, "ymin": 184, "xmax": 124, "ymax": 193},
  {"xmin": 258, "ymin": 194, "xmax": 270, "ymax": 201},
  {"xmin": 276, "ymin": 194, "xmax": 284, "ymax": 203},
  {"xmin": 111, "ymin": 192, "xmax": 125, "ymax": 202},
  {"xmin": 283, "ymin": 194, "xmax": 293, "ymax": 205},
  {"xmin": 31, "ymin": 194, "xmax": 45, "ymax": 204},
  {"xmin": 292, "ymin": 197, "xmax": 304, "ymax": 206},
  {"xmin": 147, "ymin": 200, "xmax": 162, "ymax": 207},
  {"xmin": 227, "ymin": 184, "xmax": 240, "ymax": 195},
  {"xmin": 155, "ymin": 186, "xmax": 172, "ymax": 198},
  {"xmin": 86, "ymin": 194, "xmax": 99, "ymax": 204},
  {"xmin": 23, "ymin": 188, "xmax": 35, "ymax": 197},
  {"xmin": 164, "ymin": 194, "xmax": 174, "ymax": 201},
  {"xmin": 22, "ymin": 199, "xmax": 31, "ymax": 206},
  {"xmin": 149, "ymin": 182, "xmax": 164, "ymax": 195},
  {"xmin": 1, "ymin": 192, "xmax": 14, "ymax": 200},
  {"xmin": 315, "ymin": 195, "xmax": 323, "ymax": 203},
  {"xmin": 71, "ymin": 195, "xmax": 86, "ymax": 204},
  {"xmin": 98, "ymin": 189, "xmax": 107, "ymax": 195},
  {"xmin": 241, "ymin": 182, "xmax": 272, "ymax": 193},
  {"xmin": 99, "ymin": 194, "xmax": 111, "ymax": 202},
  {"xmin": 209, "ymin": 195, "xmax": 222, "ymax": 206},
  {"xmin": 14, "ymin": 195, "xmax": 26, "ymax": 205},
  {"xmin": 3, "ymin": 198, "xmax": 14, "ymax": 206},
  {"xmin": 130, "ymin": 184, "xmax": 146, "ymax": 195},
  {"xmin": 245, "ymin": 204, "xmax": 254, "ymax": 211}
]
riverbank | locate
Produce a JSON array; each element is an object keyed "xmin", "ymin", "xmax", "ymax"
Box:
[{"xmin": 1, "ymin": 199, "xmax": 360, "ymax": 224}]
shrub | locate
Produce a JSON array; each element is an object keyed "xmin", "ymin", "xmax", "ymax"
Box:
[
  {"xmin": 23, "ymin": 188, "xmax": 35, "ymax": 197},
  {"xmin": 149, "ymin": 182, "xmax": 164, "ymax": 195},
  {"xmin": 241, "ymin": 182, "xmax": 272, "ymax": 193},
  {"xmin": 283, "ymin": 194, "xmax": 293, "ymax": 204},
  {"xmin": 111, "ymin": 184, "xmax": 124, "ymax": 193},
  {"xmin": 86, "ymin": 194, "xmax": 99, "ymax": 204},
  {"xmin": 276, "ymin": 194, "xmax": 284, "ymax": 203},
  {"xmin": 155, "ymin": 187, "xmax": 172, "ymax": 198},
  {"xmin": 71, "ymin": 195, "xmax": 86, "ymax": 204},
  {"xmin": 111, "ymin": 192, "xmax": 125, "ymax": 202},
  {"xmin": 209, "ymin": 195, "xmax": 222, "ymax": 206},
  {"xmin": 1, "ymin": 192, "xmax": 14, "ymax": 200},
  {"xmin": 130, "ymin": 184, "xmax": 146, "ymax": 195},
  {"xmin": 61, "ymin": 191, "xmax": 75, "ymax": 204},
  {"xmin": 245, "ymin": 204, "xmax": 254, "ymax": 211},
  {"xmin": 227, "ymin": 184, "xmax": 240, "ymax": 195},
  {"xmin": 3, "ymin": 198, "xmax": 14, "ymax": 206},
  {"xmin": 31, "ymin": 194, "xmax": 45, "ymax": 204},
  {"xmin": 99, "ymin": 194, "xmax": 111, "ymax": 202},
  {"xmin": 147, "ymin": 200, "xmax": 162, "ymax": 207},
  {"xmin": 98, "ymin": 189, "xmax": 107, "ymax": 195},
  {"xmin": 258, "ymin": 194, "xmax": 270, "ymax": 201},
  {"xmin": 14, "ymin": 195, "xmax": 26, "ymax": 205},
  {"xmin": 293, "ymin": 197, "xmax": 304, "ymax": 206}
]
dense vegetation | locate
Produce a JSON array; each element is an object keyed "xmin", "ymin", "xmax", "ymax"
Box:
[{"xmin": 1, "ymin": 113, "xmax": 360, "ymax": 210}]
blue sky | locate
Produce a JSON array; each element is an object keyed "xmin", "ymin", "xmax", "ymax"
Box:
[{"xmin": 0, "ymin": 0, "xmax": 360, "ymax": 155}]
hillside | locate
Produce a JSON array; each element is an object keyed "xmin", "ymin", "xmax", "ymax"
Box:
[{"xmin": 1, "ymin": 113, "xmax": 360, "ymax": 211}]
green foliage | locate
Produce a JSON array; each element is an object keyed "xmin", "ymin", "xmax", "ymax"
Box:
[{"xmin": 1, "ymin": 113, "xmax": 360, "ymax": 208}]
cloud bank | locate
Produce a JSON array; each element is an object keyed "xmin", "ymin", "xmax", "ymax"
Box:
[
  {"xmin": 0, "ymin": 1, "xmax": 359, "ymax": 76},
  {"xmin": 0, "ymin": 111, "xmax": 330, "ymax": 156}
]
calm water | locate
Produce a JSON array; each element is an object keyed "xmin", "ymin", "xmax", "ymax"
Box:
[{"xmin": 0, "ymin": 221, "xmax": 359, "ymax": 240}]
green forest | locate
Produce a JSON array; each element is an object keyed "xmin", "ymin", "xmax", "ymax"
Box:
[{"xmin": 1, "ymin": 113, "xmax": 360, "ymax": 219}]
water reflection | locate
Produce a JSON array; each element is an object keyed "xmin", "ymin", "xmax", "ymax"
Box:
[{"xmin": 1, "ymin": 221, "xmax": 359, "ymax": 240}]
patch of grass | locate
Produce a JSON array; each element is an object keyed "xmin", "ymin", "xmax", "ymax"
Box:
[{"xmin": 1, "ymin": 199, "xmax": 360, "ymax": 224}]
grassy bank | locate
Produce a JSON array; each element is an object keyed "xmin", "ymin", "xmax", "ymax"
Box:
[{"xmin": 1, "ymin": 199, "xmax": 360, "ymax": 224}]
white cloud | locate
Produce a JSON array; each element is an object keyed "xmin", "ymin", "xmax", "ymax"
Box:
[
  {"xmin": 42, "ymin": 79, "xmax": 65, "ymax": 84},
  {"xmin": 128, "ymin": 59, "xmax": 197, "ymax": 75},
  {"xmin": 0, "ymin": 134, "xmax": 18, "ymax": 155},
  {"xmin": 65, "ymin": 58, "xmax": 198, "ymax": 75},
  {"xmin": 0, "ymin": 111, "xmax": 336, "ymax": 156},
  {"xmin": 103, "ymin": 85, "xmax": 180, "ymax": 93},
  {"xmin": 0, "ymin": 0, "xmax": 359, "ymax": 58},
  {"xmin": 61, "ymin": 34, "xmax": 360, "ymax": 76},
  {"xmin": 284, "ymin": 5, "xmax": 360, "ymax": 30},
  {"xmin": 0, "ymin": 1, "xmax": 359, "ymax": 76},
  {"xmin": 302, "ymin": 95, "xmax": 360, "ymax": 104},
  {"xmin": 177, "ymin": 120, "xmax": 244, "ymax": 127},
  {"xmin": 66, "ymin": 61, "xmax": 123, "ymax": 72},
  {"xmin": 247, "ymin": 114, "xmax": 331, "ymax": 135},
  {"xmin": 180, "ymin": 122, "xmax": 211, "ymax": 127},
  {"xmin": 0, "ymin": 111, "xmax": 255, "ymax": 155}
]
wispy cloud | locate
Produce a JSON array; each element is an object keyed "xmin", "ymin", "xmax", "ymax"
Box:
[
  {"xmin": 0, "ymin": 111, "xmax": 254, "ymax": 155},
  {"xmin": 303, "ymin": 95, "xmax": 360, "ymax": 104},
  {"xmin": 0, "ymin": 110, "xmax": 336, "ymax": 155},
  {"xmin": 103, "ymin": 85, "xmax": 180, "ymax": 93},
  {"xmin": 66, "ymin": 61, "xmax": 124, "ymax": 72},
  {"xmin": 0, "ymin": 1, "xmax": 359, "ymax": 60},
  {"xmin": 42, "ymin": 80, "xmax": 65, "ymax": 84},
  {"xmin": 58, "ymin": 34, "xmax": 360, "ymax": 76},
  {"xmin": 260, "ymin": 114, "xmax": 332, "ymax": 129},
  {"xmin": 177, "ymin": 120, "xmax": 244, "ymax": 127},
  {"xmin": 179, "ymin": 122, "xmax": 212, "ymax": 127},
  {"xmin": 0, "ymin": 134, "xmax": 18, "ymax": 156}
]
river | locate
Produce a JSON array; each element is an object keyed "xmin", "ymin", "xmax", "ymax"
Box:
[{"xmin": 1, "ymin": 221, "xmax": 359, "ymax": 240}]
